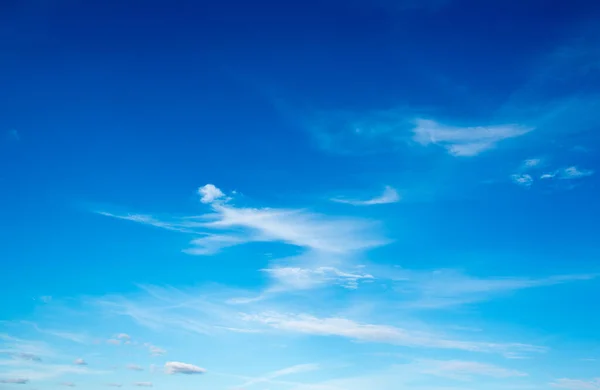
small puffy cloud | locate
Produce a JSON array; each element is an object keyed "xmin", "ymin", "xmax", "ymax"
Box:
[
  {"xmin": 561, "ymin": 166, "xmax": 594, "ymax": 179},
  {"xmin": 106, "ymin": 339, "xmax": 121, "ymax": 345},
  {"xmin": 126, "ymin": 364, "xmax": 144, "ymax": 371},
  {"xmin": 73, "ymin": 358, "xmax": 87, "ymax": 366},
  {"xmin": 0, "ymin": 378, "xmax": 29, "ymax": 384},
  {"xmin": 413, "ymin": 119, "xmax": 532, "ymax": 157},
  {"xmin": 198, "ymin": 184, "xmax": 225, "ymax": 204},
  {"xmin": 134, "ymin": 382, "xmax": 153, "ymax": 387},
  {"xmin": 332, "ymin": 186, "xmax": 400, "ymax": 206},
  {"xmin": 510, "ymin": 173, "xmax": 533, "ymax": 188},
  {"xmin": 522, "ymin": 158, "xmax": 542, "ymax": 169},
  {"xmin": 165, "ymin": 361, "xmax": 206, "ymax": 375},
  {"xmin": 116, "ymin": 333, "xmax": 130, "ymax": 341}
]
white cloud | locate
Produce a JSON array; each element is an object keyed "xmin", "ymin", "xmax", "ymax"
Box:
[
  {"xmin": 241, "ymin": 312, "xmax": 545, "ymax": 355},
  {"xmin": 332, "ymin": 186, "xmax": 400, "ymax": 206},
  {"xmin": 96, "ymin": 212, "xmax": 195, "ymax": 234},
  {"xmin": 541, "ymin": 172, "xmax": 557, "ymax": 179},
  {"xmin": 540, "ymin": 166, "xmax": 594, "ymax": 181},
  {"xmin": 106, "ymin": 339, "xmax": 121, "ymax": 345},
  {"xmin": 61, "ymin": 382, "xmax": 76, "ymax": 387},
  {"xmin": 134, "ymin": 382, "xmax": 153, "ymax": 387},
  {"xmin": 164, "ymin": 361, "xmax": 206, "ymax": 375},
  {"xmin": 263, "ymin": 266, "xmax": 374, "ymax": 291},
  {"xmin": 198, "ymin": 184, "xmax": 225, "ymax": 204},
  {"xmin": 116, "ymin": 333, "xmax": 130, "ymax": 341},
  {"xmin": 73, "ymin": 358, "xmax": 87, "ymax": 366},
  {"xmin": 561, "ymin": 166, "xmax": 594, "ymax": 179},
  {"xmin": 99, "ymin": 184, "xmax": 387, "ymax": 256},
  {"xmin": 552, "ymin": 378, "xmax": 600, "ymax": 390},
  {"xmin": 412, "ymin": 119, "xmax": 532, "ymax": 156},
  {"xmin": 126, "ymin": 364, "xmax": 144, "ymax": 371},
  {"xmin": 522, "ymin": 158, "xmax": 542, "ymax": 169},
  {"xmin": 510, "ymin": 173, "xmax": 533, "ymax": 188},
  {"xmin": 107, "ymin": 384, "xmax": 122, "ymax": 388},
  {"xmin": 416, "ymin": 359, "xmax": 527, "ymax": 380},
  {"xmin": 198, "ymin": 203, "xmax": 384, "ymax": 254}
]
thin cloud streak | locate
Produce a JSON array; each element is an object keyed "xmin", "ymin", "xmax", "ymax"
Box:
[
  {"xmin": 241, "ymin": 312, "xmax": 546, "ymax": 356},
  {"xmin": 97, "ymin": 184, "xmax": 388, "ymax": 255},
  {"xmin": 332, "ymin": 186, "xmax": 400, "ymax": 206},
  {"xmin": 412, "ymin": 119, "xmax": 532, "ymax": 156}
]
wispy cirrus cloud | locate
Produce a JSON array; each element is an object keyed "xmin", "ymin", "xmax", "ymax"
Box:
[
  {"xmin": 236, "ymin": 363, "xmax": 320, "ymax": 388},
  {"xmin": 240, "ymin": 312, "xmax": 545, "ymax": 356},
  {"xmin": 387, "ymin": 268, "xmax": 597, "ymax": 309},
  {"xmin": 97, "ymin": 184, "xmax": 387, "ymax": 256},
  {"xmin": 307, "ymin": 108, "xmax": 532, "ymax": 157},
  {"xmin": 415, "ymin": 359, "xmax": 527, "ymax": 380},
  {"xmin": 552, "ymin": 378, "xmax": 600, "ymax": 390},
  {"xmin": 93, "ymin": 284, "xmax": 546, "ymax": 358},
  {"xmin": 262, "ymin": 266, "xmax": 374, "ymax": 292},
  {"xmin": 412, "ymin": 119, "xmax": 532, "ymax": 157},
  {"xmin": 133, "ymin": 382, "xmax": 153, "ymax": 387},
  {"xmin": 21, "ymin": 322, "xmax": 90, "ymax": 344},
  {"xmin": 331, "ymin": 186, "xmax": 400, "ymax": 206}
]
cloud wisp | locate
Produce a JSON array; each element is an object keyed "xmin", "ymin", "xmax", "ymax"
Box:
[
  {"xmin": 331, "ymin": 186, "xmax": 400, "ymax": 206},
  {"xmin": 387, "ymin": 268, "xmax": 597, "ymax": 309},
  {"xmin": 551, "ymin": 378, "xmax": 600, "ymax": 389},
  {"xmin": 240, "ymin": 312, "xmax": 545, "ymax": 356},
  {"xmin": 412, "ymin": 119, "xmax": 532, "ymax": 157},
  {"xmin": 415, "ymin": 359, "xmax": 527, "ymax": 380},
  {"xmin": 97, "ymin": 184, "xmax": 388, "ymax": 256},
  {"xmin": 235, "ymin": 363, "xmax": 320, "ymax": 388}
]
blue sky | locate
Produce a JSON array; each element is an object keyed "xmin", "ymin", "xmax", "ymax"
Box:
[{"xmin": 2, "ymin": 0, "xmax": 600, "ymax": 389}]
